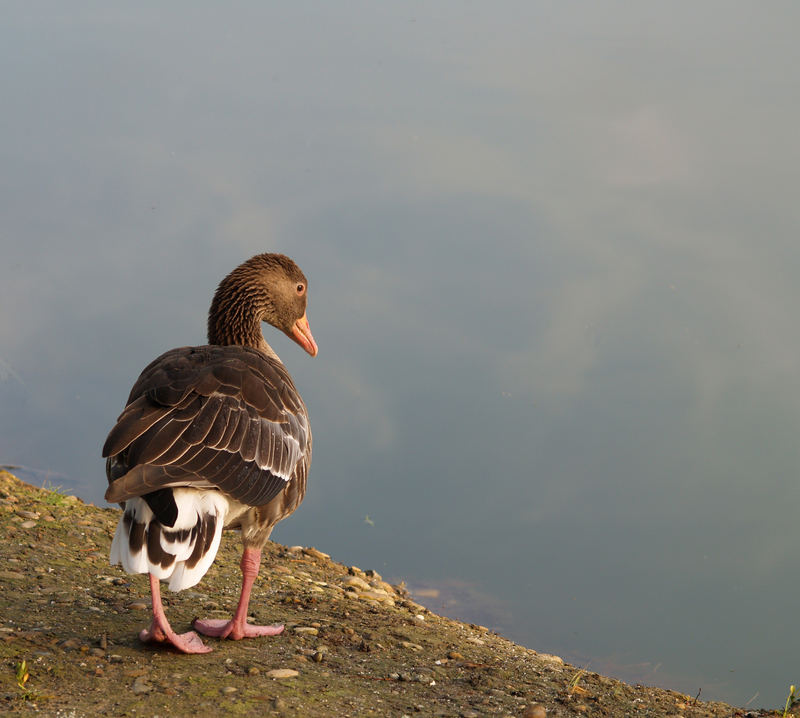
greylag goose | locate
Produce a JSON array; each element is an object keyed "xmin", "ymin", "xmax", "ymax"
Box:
[{"xmin": 102, "ymin": 253, "xmax": 317, "ymax": 654}]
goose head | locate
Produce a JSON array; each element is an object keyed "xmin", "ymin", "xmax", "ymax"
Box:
[{"xmin": 207, "ymin": 253, "xmax": 318, "ymax": 356}]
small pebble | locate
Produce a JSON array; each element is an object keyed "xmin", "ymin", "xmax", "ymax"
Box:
[
  {"xmin": 127, "ymin": 600, "xmax": 150, "ymax": 610},
  {"xmin": 266, "ymin": 668, "xmax": 299, "ymax": 679},
  {"xmin": 358, "ymin": 591, "xmax": 395, "ymax": 605},
  {"xmin": 293, "ymin": 626, "xmax": 319, "ymax": 636},
  {"xmin": 538, "ymin": 653, "xmax": 563, "ymax": 665},
  {"xmin": 400, "ymin": 641, "xmax": 424, "ymax": 651},
  {"xmin": 20, "ymin": 520, "xmax": 37, "ymax": 529},
  {"xmin": 303, "ymin": 546, "xmax": 330, "ymax": 560},
  {"xmin": 221, "ymin": 686, "xmax": 237, "ymax": 694},
  {"xmin": 448, "ymin": 651, "xmax": 464, "ymax": 660},
  {"xmin": 247, "ymin": 666, "xmax": 259, "ymax": 675},
  {"xmin": 403, "ymin": 600, "xmax": 426, "ymax": 613},
  {"xmin": 342, "ymin": 575, "xmax": 371, "ymax": 591},
  {"xmin": 15, "ymin": 510, "xmax": 40, "ymax": 520},
  {"xmin": 522, "ymin": 709, "xmax": 548, "ymax": 718},
  {"xmin": 131, "ymin": 676, "xmax": 152, "ymax": 695}
]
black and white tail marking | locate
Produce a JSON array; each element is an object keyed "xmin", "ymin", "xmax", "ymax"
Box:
[{"xmin": 110, "ymin": 489, "xmax": 228, "ymax": 591}]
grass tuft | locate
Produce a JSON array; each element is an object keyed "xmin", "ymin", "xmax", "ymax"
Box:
[{"xmin": 783, "ymin": 684, "xmax": 798, "ymax": 718}]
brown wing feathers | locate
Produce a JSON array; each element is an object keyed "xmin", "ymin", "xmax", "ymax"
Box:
[{"xmin": 104, "ymin": 345, "xmax": 309, "ymax": 508}]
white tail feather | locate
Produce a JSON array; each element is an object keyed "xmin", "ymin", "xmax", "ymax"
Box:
[{"xmin": 109, "ymin": 489, "xmax": 229, "ymax": 591}]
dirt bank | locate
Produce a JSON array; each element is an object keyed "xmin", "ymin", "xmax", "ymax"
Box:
[{"xmin": 0, "ymin": 470, "xmax": 780, "ymax": 717}]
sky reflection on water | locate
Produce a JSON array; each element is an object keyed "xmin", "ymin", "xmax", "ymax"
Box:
[{"xmin": 2, "ymin": 2, "xmax": 800, "ymax": 706}]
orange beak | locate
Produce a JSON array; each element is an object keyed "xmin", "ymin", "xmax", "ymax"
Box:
[{"xmin": 291, "ymin": 313, "xmax": 318, "ymax": 356}]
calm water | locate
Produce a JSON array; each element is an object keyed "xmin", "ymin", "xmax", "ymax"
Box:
[{"xmin": 2, "ymin": 2, "xmax": 800, "ymax": 707}]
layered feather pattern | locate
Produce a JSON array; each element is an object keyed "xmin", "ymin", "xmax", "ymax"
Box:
[{"xmin": 103, "ymin": 345, "xmax": 310, "ymax": 509}]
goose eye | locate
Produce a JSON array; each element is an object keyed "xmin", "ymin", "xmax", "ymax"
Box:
[{"xmin": 296, "ymin": 283, "xmax": 305, "ymax": 295}]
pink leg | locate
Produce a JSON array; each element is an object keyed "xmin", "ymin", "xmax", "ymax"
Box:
[
  {"xmin": 192, "ymin": 548, "xmax": 284, "ymax": 640},
  {"xmin": 139, "ymin": 573, "xmax": 212, "ymax": 654}
]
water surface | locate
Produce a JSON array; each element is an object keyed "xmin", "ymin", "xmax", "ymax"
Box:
[{"xmin": 2, "ymin": 2, "xmax": 800, "ymax": 706}]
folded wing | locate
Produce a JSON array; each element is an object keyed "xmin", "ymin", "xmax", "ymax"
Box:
[{"xmin": 104, "ymin": 345, "xmax": 311, "ymax": 508}]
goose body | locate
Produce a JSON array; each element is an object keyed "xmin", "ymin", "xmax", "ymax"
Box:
[{"xmin": 103, "ymin": 253, "xmax": 317, "ymax": 653}]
